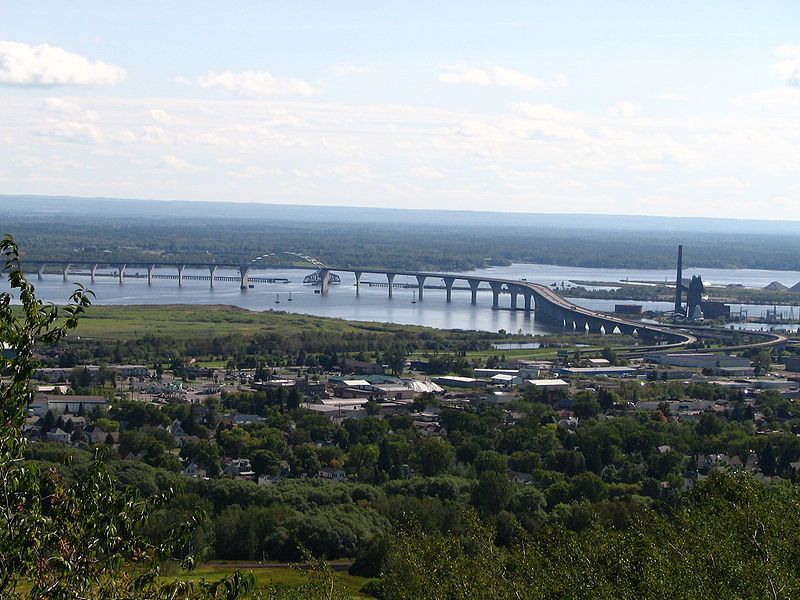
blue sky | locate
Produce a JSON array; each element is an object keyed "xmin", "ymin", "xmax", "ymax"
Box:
[{"xmin": 2, "ymin": 1, "xmax": 800, "ymax": 218}]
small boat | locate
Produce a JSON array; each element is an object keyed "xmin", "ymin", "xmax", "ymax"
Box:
[
  {"xmin": 275, "ymin": 294, "xmax": 280, "ymax": 304},
  {"xmin": 314, "ymin": 289, "xmax": 321, "ymax": 294},
  {"xmin": 287, "ymin": 292, "xmax": 293, "ymax": 302},
  {"xmin": 248, "ymin": 284, "xmax": 254, "ymax": 289},
  {"xmin": 411, "ymin": 290, "xmax": 417, "ymax": 304}
]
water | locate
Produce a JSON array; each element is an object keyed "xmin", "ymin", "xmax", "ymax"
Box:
[{"xmin": 9, "ymin": 263, "xmax": 800, "ymax": 334}]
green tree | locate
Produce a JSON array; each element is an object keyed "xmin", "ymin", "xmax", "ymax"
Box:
[
  {"xmin": 413, "ymin": 437, "xmax": 455, "ymax": 476},
  {"xmin": 0, "ymin": 237, "xmax": 252, "ymax": 599}
]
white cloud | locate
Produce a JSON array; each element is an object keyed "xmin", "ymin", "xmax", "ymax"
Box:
[
  {"xmin": 772, "ymin": 43, "xmax": 800, "ymax": 87},
  {"xmin": 606, "ymin": 101, "xmax": 641, "ymax": 119},
  {"xmin": 699, "ymin": 176, "xmax": 748, "ymax": 190},
  {"xmin": 44, "ymin": 97, "xmax": 82, "ymax": 112},
  {"xmin": 410, "ymin": 166, "xmax": 445, "ymax": 179},
  {"xmin": 439, "ymin": 63, "xmax": 566, "ymax": 91},
  {"xmin": 32, "ymin": 120, "xmax": 104, "ymax": 144},
  {"xmin": 658, "ymin": 92, "xmax": 688, "ymax": 102},
  {"xmin": 161, "ymin": 154, "xmax": 198, "ymax": 172},
  {"xmin": 0, "ymin": 41, "xmax": 125, "ymax": 86},
  {"xmin": 332, "ymin": 63, "xmax": 371, "ymax": 77},
  {"xmin": 195, "ymin": 70, "xmax": 319, "ymax": 97},
  {"xmin": 149, "ymin": 109, "xmax": 173, "ymax": 124}
]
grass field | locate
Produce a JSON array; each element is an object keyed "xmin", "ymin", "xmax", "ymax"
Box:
[
  {"xmin": 163, "ymin": 563, "xmax": 370, "ymax": 597},
  {"xmin": 67, "ymin": 303, "xmax": 446, "ymax": 341},
  {"xmin": 15, "ymin": 564, "xmax": 371, "ymax": 597}
]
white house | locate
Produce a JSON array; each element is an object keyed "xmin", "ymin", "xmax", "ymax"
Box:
[{"xmin": 45, "ymin": 428, "xmax": 71, "ymax": 444}]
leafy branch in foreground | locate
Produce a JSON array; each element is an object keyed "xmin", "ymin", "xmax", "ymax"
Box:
[{"xmin": 0, "ymin": 235, "xmax": 253, "ymax": 599}]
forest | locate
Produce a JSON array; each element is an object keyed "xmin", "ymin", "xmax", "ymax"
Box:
[
  {"xmin": 8, "ymin": 206, "xmax": 800, "ymax": 273},
  {"xmin": 4, "ymin": 234, "xmax": 800, "ymax": 599}
]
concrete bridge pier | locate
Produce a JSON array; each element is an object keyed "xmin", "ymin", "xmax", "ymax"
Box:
[
  {"xmin": 386, "ymin": 273, "xmax": 396, "ymax": 298},
  {"xmin": 321, "ymin": 270, "xmax": 332, "ymax": 294},
  {"xmin": 587, "ymin": 319, "xmax": 606, "ymax": 334},
  {"xmin": 118, "ymin": 264, "xmax": 126, "ymax": 284},
  {"xmin": 489, "ymin": 282, "xmax": 503, "ymax": 310},
  {"xmin": 209, "ymin": 265, "xmax": 217, "ymax": 288},
  {"xmin": 62, "ymin": 263, "xmax": 71, "ymax": 281},
  {"xmin": 443, "ymin": 277, "xmax": 455, "ymax": 302},
  {"xmin": 240, "ymin": 266, "xmax": 250, "ymax": 290},
  {"xmin": 523, "ymin": 291, "xmax": 533, "ymax": 313},
  {"xmin": 146, "ymin": 265, "xmax": 155, "ymax": 285},
  {"xmin": 469, "ymin": 280, "xmax": 480, "ymax": 304},
  {"xmin": 37, "ymin": 264, "xmax": 46, "ymax": 280},
  {"xmin": 416, "ymin": 275, "xmax": 426, "ymax": 301},
  {"xmin": 509, "ymin": 288, "xmax": 519, "ymax": 310},
  {"xmin": 91, "ymin": 264, "xmax": 99, "ymax": 284},
  {"xmin": 177, "ymin": 265, "xmax": 186, "ymax": 287},
  {"xmin": 354, "ymin": 271, "xmax": 362, "ymax": 295}
]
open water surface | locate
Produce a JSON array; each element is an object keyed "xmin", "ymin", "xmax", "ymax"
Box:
[{"xmin": 9, "ymin": 263, "xmax": 800, "ymax": 334}]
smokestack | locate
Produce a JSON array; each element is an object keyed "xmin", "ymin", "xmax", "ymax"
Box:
[{"xmin": 674, "ymin": 244, "xmax": 683, "ymax": 314}]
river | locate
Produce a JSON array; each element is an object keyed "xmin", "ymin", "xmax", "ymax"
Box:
[{"xmin": 8, "ymin": 263, "xmax": 800, "ymax": 335}]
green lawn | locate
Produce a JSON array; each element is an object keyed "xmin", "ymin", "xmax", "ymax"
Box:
[
  {"xmin": 163, "ymin": 563, "xmax": 370, "ymax": 597},
  {"xmin": 15, "ymin": 564, "xmax": 371, "ymax": 597},
  {"xmin": 65, "ymin": 303, "xmax": 443, "ymax": 341}
]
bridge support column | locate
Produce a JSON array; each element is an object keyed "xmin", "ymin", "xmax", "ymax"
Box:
[
  {"xmin": 523, "ymin": 291, "xmax": 533, "ymax": 313},
  {"xmin": 469, "ymin": 280, "xmax": 480, "ymax": 304},
  {"xmin": 62, "ymin": 263, "xmax": 70, "ymax": 281},
  {"xmin": 510, "ymin": 290, "xmax": 518, "ymax": 310},
  {"xmin": 386, "ymin": 273, "xmax": 396, "ymax": 298},
  {"xmin": 443, "ymin": 277, "xmax": 455, "ymax": 302},
  {"xmin": 354, "ymin": 271, "xmax": 362, "ymax": 295},
  {"xmin": 91, "ymin": 264, "xmax": 98, "ymax": 284},
  {"xmin": 320, "ymin": 269, "xmax": 332, "ymax": 294},
  {"xmin": 240, "ymin": 266, "xmax": 250, "ymax": 290},
  {"xmin": 587, "ymin": 319, "xmax": 604, "ymax": 334},
  {"xmin": 209, "ymin": 266, "xmax": 217, "ymax": 288},
  {"xmin": 416, "ymin": 275, "xmax": 426, "ymax": 301},
  {"xmin": 177, "ymin": 265, "xmax": 185, "ymax": 287},
  {"xmin": 118, "ymin": 264, "xmax": 126, "ymax": 284},
  {"xmin": 37, "ymin": 264, "xmax": 46, "ymax": 280},
  {"xmin": 489, "ymin": 282, "xmax": 503, "ymax": 310},
  {"xmin": 147, "ymin": 265, "xmax": 155, "ymax": 285}
]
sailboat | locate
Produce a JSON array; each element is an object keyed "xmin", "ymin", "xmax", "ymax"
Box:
[
  {"xmin": 411, "ymin": 290, "xmax": 417, "ymax": 304},
  {"xmin": 288, "ymin": 292, "xmax": 293, "ymax": 302},
  {"xmin": 275, "ymin": 294, "xmax": 280, "ymax": 304}
]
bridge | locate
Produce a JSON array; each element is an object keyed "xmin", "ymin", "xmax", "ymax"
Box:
[
  {"xmin": 24, "ymin": 258, "xmax": 791, "ymax": 351},
  {"xmin": 22, "ymin": 257, "xmax": 268, "ymax": 290},
  {"xmin": 311, "ymin": 267, "xmax": 697, "ymax": 347}
]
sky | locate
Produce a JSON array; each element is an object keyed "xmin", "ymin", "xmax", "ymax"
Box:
[{"xmin": 2, "ymin": 1, "xmax": 800, "ymax": 218}]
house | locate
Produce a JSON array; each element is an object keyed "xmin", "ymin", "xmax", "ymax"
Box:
[
  {"xmin": 224, "ymin": 458, "xmax": 255, "ymax": 478},
  {"xmin": 317, "ymin": 467, "xmax": 346, "ymax": 482},
  {"xmin": 45, "ymin": 428, "xmax": 71, "ymax": 444},
  {"xmin": 63, "ymin": 415, "xmax": 86, "ymax": 429},
  {"xmin": 181, "ymin": 462, "xmax": 208, "ymax": 479},
  {"xmin": 508, "ymin": 470, "xmax": 534, "ymax": 485},
  {"xmin": 84, "ymin": 426, "xmax": 118, "ymax": 445},
  {"xmin": 22, "ymin": 425, "xmax": 42, "ymax": 442}
]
